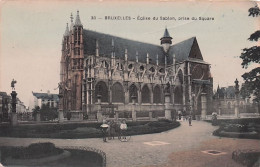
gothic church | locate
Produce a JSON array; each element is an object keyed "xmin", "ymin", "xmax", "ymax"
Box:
[{"xmin": 59, "ymin": 11, "xmax": 213, "ymax": 119}]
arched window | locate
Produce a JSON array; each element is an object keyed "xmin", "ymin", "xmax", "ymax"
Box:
[
  {"xmin": 112, "ymin": 82, "xmax": 125, "ymax": 103},
  {"xmin": 95, "ymin": 81, "xmax": 108, "ymax": 102},
  {"xmin": 129, "ymin": 84, "xmax": 138, "ymax": 103},
  {"xmin": 153, "ymin": 85, "xmax": 161, "ymax": 103},
  {"xmin": 142, "ymin": 85, "xmax": 150, "ymax": 103},
  {"xmin": 174, "ymin": 86, "xmax": 183, "ymax": 104}
]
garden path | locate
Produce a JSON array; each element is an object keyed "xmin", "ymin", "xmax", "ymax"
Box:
[{"xmin": 0, "ymin": 121, "xmax": 259, "ymax": 167}]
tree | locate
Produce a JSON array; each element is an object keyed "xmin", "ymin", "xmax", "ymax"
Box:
[
  {"xmin": 240, "ymin": 5, "xmax": 260, "ymax": 103},
  {"xmin": 40, "ymin": 104, "xmax": 58, "ymax": 121}
]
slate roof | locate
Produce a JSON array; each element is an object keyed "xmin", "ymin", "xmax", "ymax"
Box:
[
  {"xmin": 33, "ymin": 92, "xmax": 59, "ymax": 101},
  {"xmin": 83, "ymin": 29, "xmax": 198, "ymax": 65},
  {"xmin": 161, "ymin": 28, "xmax": 172, "ymax": 39}
]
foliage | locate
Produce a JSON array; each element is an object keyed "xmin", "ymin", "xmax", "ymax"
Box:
[
  {"xmin": 40, "ymin": 104, "xmax": 58, "ymax": 121},
  {"xmin": 232, "ymin": 149, "xmax": 260, "ymax": 167},
  {"xmin": 32, "ymin": 106, "xmax": 40, "ymax": 118},
  {"xmin": 2, "ymin": 142, "xmax": 63, "ymax": 160},
  {"xmin": 0, "ymin": 120, "xmax": 180, "ymax": 139},
  {"xmin": 240, "ymin": 5, "xmax": 260, "ymax": 102}
]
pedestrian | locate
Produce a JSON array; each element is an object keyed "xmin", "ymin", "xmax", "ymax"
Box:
[
  {"xmin": 188, "ymin": 115, "xmax": 192, "ymax": 126},
  {"xmin": 120, "ymin": 119, "xmax": 128, "ymax": 140},
  {"xmin": 178, "ymin": 110, "xmax": 182, "ymax": 120},
  {"xmin": 183, "ymin": 110, "xmax": 186, "ymax": 121},
  {"xmin": 110, "ymin": 120, "xmax": 116, "ymax": 139},
  {"xmin": 100, "ymin": 119, "xmax": 109, "ymax": 142}
]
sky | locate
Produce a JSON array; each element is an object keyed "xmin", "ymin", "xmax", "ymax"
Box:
[{"xmin": 0, "ymin": 0, "xmax": 259, "ymax": 106}]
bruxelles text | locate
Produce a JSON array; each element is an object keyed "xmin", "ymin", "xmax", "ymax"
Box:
[{"xmin": 91, "ymin": 16, "xmax": 214, "ymax": 21}]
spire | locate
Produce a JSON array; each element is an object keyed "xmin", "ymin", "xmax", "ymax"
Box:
[
  {"xmin": 163, "ymin": 27, "xmax": 171, "ymax": 38},
  {"xmin": 160, "ymin": 27, "xmax": 172, "ymax": 53},
  {"xmin": 136, "ymin": 51, "xmax": 139, "ymax": 63},
  {"xmin": 111, "ymin": 38, "xmax": 115, "ymax": 57},
  {"xmin": 64, "ymin": 23, "xmax": 69, "ymax": 36},
  {"xmin": 70, "ymin": 13, "xmax": 74, "ymax": 30},
  {"xmin": 125, "ymin": 49, "xmax": 128, "ymax": 61},
  {"xmin": 74, "ymin": 10, "xmax": 82, "ymax": 26}
]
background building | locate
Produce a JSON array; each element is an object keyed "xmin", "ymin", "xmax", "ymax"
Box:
[
  {"xmin": 59, "ymin": 11, "xmax": 213, "ymax": 118},
  {"xmin": 213, "ymin": 85, "xmax": 258, "ymax": 115},
  {"xmin": 31, "ymin": 91, "xmax": 59, "ymax": 109},
  {"xmin": 0, "ymin": 92, "xmax": 11, "ymax": 122}
]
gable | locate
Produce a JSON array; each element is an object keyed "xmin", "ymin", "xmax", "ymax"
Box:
[{"xmin": 188, "ymin": 38, "xmax": 203, "ymax": 60}]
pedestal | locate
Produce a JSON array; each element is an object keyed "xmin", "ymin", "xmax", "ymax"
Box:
[
  {"xmin": 97, "ymin": 111, "xmax": 103, "ymax": 123},
  {"xmin": 165, "ymin": 93, "xmax": 171, "ymax": 120},
  {"xmin": 235, "ymin": 104, "xmax": 239, "ymax": 118},
  {"xmin": 58, "ymin": 110, "xmax": 64, "ymax": 123},
  {"xmin": 149, "ymin": 111, "xmax": 153, "ymax": 121},
  {"xmin": 11, "ymin": 113, "xmax": 18, "ymax": 126},
  {"xmin": 201, "ymin": 93, "xmax": 207, "ymax": 120},
  {"xmin": 131, "ymin": 96, "xmax": 137, "ymax": 121},
  {"xmin": 115, "ymin": 111, "xmax": 119, "ymax": 120},
  {"xmin": 97, "ymin": 95, "xmax": 103, "ymax": 122},
  {"xmin": 36, "ymin": 113, "xmax": 41, "ymax": 123}
]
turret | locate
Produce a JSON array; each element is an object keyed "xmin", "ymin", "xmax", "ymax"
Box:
[
  {"xmin": 74, "ymin": 10, "xmax": 83, "ymax": 27},
  {"xmin": 64, "ymin": 23, "xmax": 69, "ymax": 37},
  {"xmin": 160, "ymin": 28, "xmax": 172, "ymax": 53}
]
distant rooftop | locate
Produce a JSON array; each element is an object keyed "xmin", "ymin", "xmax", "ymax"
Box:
[{"xmin": 32, "ymin": 92, "xmax": 59, "ymax": 101}]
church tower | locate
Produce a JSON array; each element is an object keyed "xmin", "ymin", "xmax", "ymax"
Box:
[
  {"xmin": 160, "ymin": 28, "xmax": 172, "ymax": 67},
  {"xmin": 70, "ymin": 10, "xmax": 84, "ymax": 111},
  {"xmin": 160, "ymin": 28, "xmax": 172, "ymax": 53},
  {"xmin": 60, "ymin": 11, "xmax": 84, "ymax": 112}
]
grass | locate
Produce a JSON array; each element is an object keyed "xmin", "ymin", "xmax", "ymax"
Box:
[{"xmin": 0, "ymin": 119, "xmax": 180, "ymax": 139}]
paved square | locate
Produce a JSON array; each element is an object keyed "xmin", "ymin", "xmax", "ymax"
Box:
[
  {"xmin": 143, "ymin": 141, "xmax": 170, "ymax": 146},
  {"xmin": 201, "ymin": 150, "xmax": 227, "ymax": 156}
]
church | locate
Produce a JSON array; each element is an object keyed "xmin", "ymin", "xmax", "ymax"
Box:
[{"xmin": 59, "ymin": 11, "xmax": 213, "ymax": 119}]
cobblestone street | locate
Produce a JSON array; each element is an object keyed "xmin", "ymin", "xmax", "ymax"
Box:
[{"xmin": 0, "ymin": 121, "xmax": 259, "ymax": 167}]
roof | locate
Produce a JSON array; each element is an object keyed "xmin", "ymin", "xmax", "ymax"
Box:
[
  {"xmin": 216, "ymin": 86, "xmax": 236, "ymax": 99},
  {"xmin": 161, "ymin": 28, "xmax": 172, "ymax": 39},
  {"xmin": 32, "ymin": 92, "xmax": 59, "ymax": 101},
  {"xmin": 83, "ymin": 29, "xmax": 200, "ymax": 65}
]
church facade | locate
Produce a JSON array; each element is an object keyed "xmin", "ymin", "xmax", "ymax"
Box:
[{"xmin": 59, "ymin": 11, "xmax": 214, "ymax": 118}]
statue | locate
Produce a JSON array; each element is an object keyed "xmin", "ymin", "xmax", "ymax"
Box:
[
  {"xmin": 235, "ymin": 78, "xmax": 239, "ymax": 92},
  {"xmin": 11, "ymin": 79, "xmax": 17, "ymax": 90}
]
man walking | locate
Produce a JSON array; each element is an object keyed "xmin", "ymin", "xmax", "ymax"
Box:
[{"xmin": 188, "ymin": 115, "xmax": 192, "ymax": 126}]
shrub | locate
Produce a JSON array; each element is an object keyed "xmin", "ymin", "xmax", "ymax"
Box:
[
  {"xmin": 232, "ymin": 149, "xmax": 260, "ymax": 167},
  {"xmin": 11, "ymin": 142, "xmax": 63, "ymax": 159}
]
